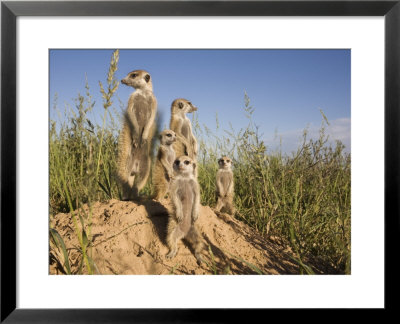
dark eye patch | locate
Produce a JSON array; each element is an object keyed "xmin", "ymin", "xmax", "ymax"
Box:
[
  {"xmin": 174, "ymin": 160, "xmax": 179, "ymax": 165},
  {"xmin": 144, "ymin": 74, "xmax": 151, "ymax": 83},
  {"xmin": 130, "ymin": 73, "xmax": 137, "ymax": 78},
  {"xmin": 166, "ymin": 134, "xmax": 172, "ymax": 137},
  {"xmin": 184, "ymin": 160, "xmax": 190, "ymax": 165},
  {"xmin": 178, "ymin": 102, "xmax": 184, "ymax": 109}
]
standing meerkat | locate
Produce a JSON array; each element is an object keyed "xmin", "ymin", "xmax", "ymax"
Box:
[
  {"xmin": 169, "ymin": 98, "xmax": 198, "ymax": 160},
  {"xmin": 166, "ymin": 156, "xmax": 203, "ymax": 264},
  {"xmin": 152, "ymin": 129, "xmax": 177, "ymax": 201},
  {"xmin": 117, "ymin": 69, "xmax": 157, "ymax": 200},
  {"xmin": 215, "ymin": 156, "xmax": 235, "ymax": 215}
]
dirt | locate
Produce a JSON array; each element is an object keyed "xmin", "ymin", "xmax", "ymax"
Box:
[{"xmin": 49, "ymin": 199, "xmax": 300, "ymax": 275}]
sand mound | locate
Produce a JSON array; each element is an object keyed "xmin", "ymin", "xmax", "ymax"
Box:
[{"xmin": 50, "ymin": 199, "xmax": 299, "ymax": 275}]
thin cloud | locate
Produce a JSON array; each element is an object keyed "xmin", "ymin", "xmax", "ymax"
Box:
[{"xmin": 265, "ymin": 117, "xmax": 351, "ymax": 154}]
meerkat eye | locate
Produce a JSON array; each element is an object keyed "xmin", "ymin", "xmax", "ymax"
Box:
[
  {"xmin": 174, "ymin": 160, "xmax": 179, "ymax": 165},
  {"xmin": 144, "ymin": 74, "xmax": 151, "ymax": 83},
  {"xmin": 166, "ymin": 134, "xmax": 172, "ymax": 137},
  {"xmin": 184, "ymin": 160, "xmax": 190, "ymax": 165},
  {"xmin": 178, "ymin": 102, "xmax": 184, "ymax": 109},
  {"xmin": 130, "ymin": 73, "xmax": 137, "ymax": 78}
]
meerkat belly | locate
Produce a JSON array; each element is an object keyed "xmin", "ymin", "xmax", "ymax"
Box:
[
  {"xmin": 134, "ymin": 94, "xmax": 153, "ymax": 134},
  {"xmin": 166, "ymin": 150, "xmax": 175, "ymax": 165},
  {"xmin": 180, "ymin": 121, "xmax": 190, "ymax": 140},
  {"xmin": 219, "ymin": 172, "xmax": 232, "ymax": 192},
  {"xmin": 220, "ymin": 174, "xmax": 231, "ymax": 188},
  {"xmin": 162, "ymin": 150, "xmax": 175, "ymax": 179},
  {"xmin": 177, "ymin": 181, "xmax": 194, "ymax": 233}
]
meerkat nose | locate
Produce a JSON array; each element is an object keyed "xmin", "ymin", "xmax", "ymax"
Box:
[{"xmin": 121, "ymin": 79, "xmax": 126, "ymax": 84}]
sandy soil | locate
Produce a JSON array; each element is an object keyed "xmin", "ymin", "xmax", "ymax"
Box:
[{"xmin": 50, "ymin": 199, "xmax": 300, "ymax": 275}]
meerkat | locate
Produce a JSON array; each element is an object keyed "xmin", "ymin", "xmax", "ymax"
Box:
[
  {"xmin": 169, "ymin": 98, "xmax": 198, "ymax": 160},
  {"xmin": 152, "ymin": 129, "xmax": 177, "ymax": 201},
  {"xmin": 117, "ymin": 69, "xmax": 157, "ymax": 200},
  {"xmin": 166, "ymin": 156, "xmax": 203, "ymax": 264},
  {"xmin": 215, "ymin": 156, "xmax": 235, "ymax": 215}
]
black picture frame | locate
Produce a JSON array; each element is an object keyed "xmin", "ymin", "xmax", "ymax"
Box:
[{"xmin": 1, "ymin": 0, "xmax": 399, "ymax": 321}]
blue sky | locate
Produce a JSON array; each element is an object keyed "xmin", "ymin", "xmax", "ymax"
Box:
[{"xmin": 49, "ymin": 49, "xmax": 350, "ymax": 153}]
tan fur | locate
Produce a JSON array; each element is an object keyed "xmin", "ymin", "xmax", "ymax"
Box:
[
  {"xmin": 152, "ymin": 130, "xmax": 176, "ymax": 201},
  {"xmin": 166, "ymin": 156, "xmax": 203, "ymax": 263},
  {"xmin": 117, "ymin": 69, "xmax": 157, "ymax": 200},
  {"xmin": 169, "ymin": 99, "xmax": 198, "ymax": 160},
  {"xmin": 215, "ymin": 156, "xmax": 235, "ymax": 215}
]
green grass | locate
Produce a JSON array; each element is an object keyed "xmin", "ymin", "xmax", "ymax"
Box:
[
  {"xmin": 193, "ymin": 94, "xmax": 350, "ymax": 274},
  {"xmin": 49, "ymin": 51, "xmax": 351, "ymax": 274}
]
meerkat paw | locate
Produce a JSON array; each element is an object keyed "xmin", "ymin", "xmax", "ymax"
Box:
[
  {"xmin": 153, "ymin": 194, "xmax": 163, "ymax": 202},
  {"xmin": 155, "ymin": 198, "xmax": 167, "ymax": 205},
  {"xmin": 122, "ymin": 193, "xmax": 135, "ymax": 201},
  {"xmin": 166, "ymin": 249, "xmax": 177, "ymax": 259},
  {"xmin": 131, "ymin": 138, "xmax": 138, "ymax": 148},
  {"xmin": 140, "ymin": 137, "xmax": 148, "ymax": 147},
  {"xmin": 195, "ymin": 253, "xmax": 203, "ymax": 265},
  {"xmin": 213, "ymin": 208, "xmax": 221, "ymax": 215}
]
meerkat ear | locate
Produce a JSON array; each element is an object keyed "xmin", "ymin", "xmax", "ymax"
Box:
[
  {"xmin": 178, "ymin": 102, "xmax": 184, "ymax": 109},
  {"xmin": 144, "ymin": 74, "xmax": 151, "ymax": 83}
]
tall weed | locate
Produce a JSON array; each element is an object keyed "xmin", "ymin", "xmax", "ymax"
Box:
[{"xmin": 194, "ymin": 93, "xmax": 351, "ymax": 273}]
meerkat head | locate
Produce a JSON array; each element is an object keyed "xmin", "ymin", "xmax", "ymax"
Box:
[
  {"xmin": 159, "ymin": 129, "xmax": 176, "ymax": 146},
  {"xmin": 173, "ymin": 156, "xmax": 196, "ymax": 177},
  {"xmin": 121, "ymin": 70, "xmax": 153, "ymax": 90},
  {"xmin": 218, "ymin": 156, "xmax": 232, "ymax": 170},
  {"xmin": 171, "ymin": 99, "xmax": 197, "ymax": 115}
]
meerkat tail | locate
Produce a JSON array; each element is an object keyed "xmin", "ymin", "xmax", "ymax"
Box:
[{"xmin": 116, "ymin": 121, "xmax": 132, "ymax": 179}]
